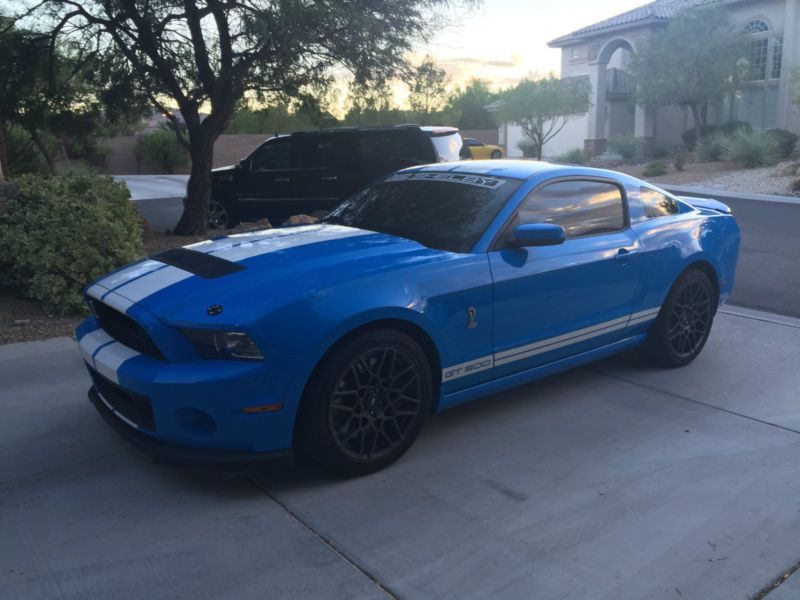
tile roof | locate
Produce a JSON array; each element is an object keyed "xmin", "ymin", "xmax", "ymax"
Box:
[{"xmin": 548, "ymin": 0, "xmax": 707, "ymax": 46}]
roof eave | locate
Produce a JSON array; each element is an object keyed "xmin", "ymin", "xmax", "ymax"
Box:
[{"xmin": 548, "ymin": 15, "xmax": 669, "ymax": 48}]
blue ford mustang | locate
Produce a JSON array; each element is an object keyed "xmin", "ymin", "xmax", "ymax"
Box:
[{"xmin": 77, "ymin": 161, "xmax": 740, "ymax": 475}]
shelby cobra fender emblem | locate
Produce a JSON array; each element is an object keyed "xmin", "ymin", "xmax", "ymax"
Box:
[{"xmin": 466, "ymin": 307, "xmax": 478, "ymax": 329}]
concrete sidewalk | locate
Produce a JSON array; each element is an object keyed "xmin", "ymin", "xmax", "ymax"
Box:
[{"xmin": 2, "ymin": 309, "xmax": 799, "ymax": 599}]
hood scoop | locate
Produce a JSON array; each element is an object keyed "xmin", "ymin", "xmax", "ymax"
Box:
[{"xmin": 151, "ymin": 248, "xmax": 246, "ymax": 279}]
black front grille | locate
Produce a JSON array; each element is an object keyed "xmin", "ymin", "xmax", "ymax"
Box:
[
  {"xmin": 90, "ymin": 367, "xmax": 155, "ymax": 431},
  {"xmin": 88, "ymin": 298, "xmax": 164, "ymax": 361}
]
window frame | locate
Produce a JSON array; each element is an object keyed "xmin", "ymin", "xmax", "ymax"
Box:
[
  {"xmin": 248, "ymin": 136, "xmax": 294, "ymax": 172},
  {"xmin": 490, "ymin": 176, "xmax": 630, "ymax": 251}
]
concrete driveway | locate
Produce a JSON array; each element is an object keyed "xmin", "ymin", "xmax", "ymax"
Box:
[{"xmin": 2, "ymin": 307, "xmax": 799, "ymax": 600}]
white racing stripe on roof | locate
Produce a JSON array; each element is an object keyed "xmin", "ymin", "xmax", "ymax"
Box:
[
  {"xmin": 99, "ymin": 290, "xmax": 135, "ymax": 314},
  {"xmin": 111, "ymin": 265, "xmax": 193, "ymax": 303},
  {"xmin": 86, "ymin": 284, "xmax": 107, "ymax": 301},
  {"xmin": 93, "ymin": 342, "xmax": 141, "ymax": 384},
  {"xmin": 77, "ymin": 329, "xmax": 115, "ymax": 368}
]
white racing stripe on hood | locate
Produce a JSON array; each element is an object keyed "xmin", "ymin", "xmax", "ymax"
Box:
[
  {"xmin": 111, "ymin": 265, "xmax": 193, "ymax": 303},
  {"xmin": 94, "ymin": 342, "xmax": 141, "ymax": 384},
  {"xmin": 102, "ymin": 224, "xmax": 372, "ymax": 306},
  {"xmin": 98, "ymin": 259, "xmax": 164, "ymax": 290},
  {"xmin": 189, "ymin": 224, "xmax": 373, "ymax": 263}
]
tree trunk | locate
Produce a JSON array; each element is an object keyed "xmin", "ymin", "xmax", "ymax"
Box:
[
  {"xmin": 0, "ymin": 124, "xmax": 8, "ymax": 180},
  {"xmin": 28, "ymin": 128, "xmax": 56, "ymax": 174},
  {"xmin": 173, "ymin": 130, "xmax": 215, "ymax": 235},
  {"xmin": 689, "ymin": 104, "xmax": 703, "ymax": 146}
]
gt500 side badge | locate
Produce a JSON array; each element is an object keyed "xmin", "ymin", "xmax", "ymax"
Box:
[{"xmin": 443, "ymin": 355, "xmax": 493, "ymax": 381}]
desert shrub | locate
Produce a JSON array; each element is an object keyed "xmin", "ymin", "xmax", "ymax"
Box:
[
  {"xmin": 517, "ymin": 138, "xmax": 540, "ymax": 158},
  {"xmin": 554, "ymin": 147, "xmax": 588, "ymax": 165},
  {"xmin": 673, "ymin": 152, "xmax": 688, "ymax": 171},
  {"xmin": 4, "ymin": 125, "xmax": 49, "ymax": 176},
  {"xmin": 0, "ymin": 175, "xmax": 145, "ymax": 314},
  {"xmin": 722, "ymin": 130, "xmax": 780, "ymax": 168},
  {"xmin": 697, "ymin": 131, "xmax": 730, "ymax": 162},
  {"xmin": 608, "ymin": 135, "xmax": 640, "ymax": 161},
  {"xmin": 765, "ymin": 128, "xmax": 799, "ymax": 159},
  {"xmin": 682, "ymin": 124, "xmax": 717, "ymax": 149},
  {"xmin": 718, "ymin": 120, "xmax": 753, "ymax": 136},
  {"xmin": 136, "ymin": 129, "xmax": 188, "ymax": 173},
  {"xmin": 642, "ymin": 161, "xmax": 667, "ymax": 177},
  {"xmin": 644, "ymin": 140, "xmax": 671, "ymax": 159}
]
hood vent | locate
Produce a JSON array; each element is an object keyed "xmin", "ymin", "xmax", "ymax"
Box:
[{"xmin": 152, "ymin": 248, "xmax": 246, "ymax": 279}]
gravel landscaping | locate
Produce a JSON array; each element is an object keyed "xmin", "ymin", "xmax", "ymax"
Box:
[{"xmin": 680, "ymin": 166, "xmax": 797, "ymax": 196}]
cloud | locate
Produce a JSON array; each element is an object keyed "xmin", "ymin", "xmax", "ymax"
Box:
[{"xmin": 437, "ymin": 54, "xmax": 525, "ymax": 69}]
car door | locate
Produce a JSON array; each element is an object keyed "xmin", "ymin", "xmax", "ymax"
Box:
[
  {"xmin": 291, "ymin": 132, "xmax": 356, "ymax": 215},
  {"xmin": 489, "ymin": 178, "xmax": 643, "ymax": 378},
  {"xmin": 236, "ymin": 136, "xmax": 297, "ymax": 221},
  {"xmin": 465, "ymin": 138, "xmax": 487, "ymax": 159}
]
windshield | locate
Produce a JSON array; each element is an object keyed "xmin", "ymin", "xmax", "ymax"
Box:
[{"xmin": 322, "ymin": 172, "xmax": 521, "ymax": 253}]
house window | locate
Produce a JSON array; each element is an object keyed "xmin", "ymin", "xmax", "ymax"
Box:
[
  {"xmin": 748, "ymin": 38, "xmax": 769, "ymax": 81},
  {"xmin": 745, "ymin": 19, "xmax": 769, "ymax": 33},
  {"xmin": 771, "ymin": 35, "xmax": 783, "ymax": 79}
]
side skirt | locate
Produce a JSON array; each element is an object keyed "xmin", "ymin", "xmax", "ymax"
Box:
[{"xmin": 437, "ymin": 334, "xmax": 647, "ymax": 412}]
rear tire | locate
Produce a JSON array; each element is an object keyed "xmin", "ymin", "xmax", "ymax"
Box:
[
  {"xmin": 296, "ymin": 329, "xmax": 432, "ymax": 476},
  {"xmin": 490, "ymin": 149, "xmax": 502, "ymax": 159},
  {"xmin": 207, "ymin": 198, "xmax": 238, "ymax": 229},
  {"xmin": 642, "ymin": 268, "xmax": 716, "ymax": 367}
]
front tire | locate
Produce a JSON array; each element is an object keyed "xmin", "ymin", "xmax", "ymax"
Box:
[
  {"xmin": 643, "ymin": 268, "xmax": 716, "ymax": 367},
  {"xmin": 296, "ymin": 329, "xmax": 432, "ymax": 476},
  {"xmin": 207, "ymin": 198, "xmax": 236, "ymax": 229}
]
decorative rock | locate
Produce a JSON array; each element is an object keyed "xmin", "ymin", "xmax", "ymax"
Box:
[
  {"xmin": 771, "ymin": 161, "xmax": 799, "ymax": 177},
  {"xmin": 285, "ymin": 214, "xmax": 318, "ymax": 225}
]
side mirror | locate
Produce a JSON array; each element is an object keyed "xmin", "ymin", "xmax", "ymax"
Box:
[
  {"xmin": 511, "ymin": 223, "xmax": 566, "ymax": 247},
  {"xmin": 238, "ymin": 158, "xmax": 251, "ymax": 171}
]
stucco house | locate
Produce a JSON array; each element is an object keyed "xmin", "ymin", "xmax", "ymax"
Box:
[{"xmin": 499, "ymin": 0, "xmax": 800, "ymax": 158}]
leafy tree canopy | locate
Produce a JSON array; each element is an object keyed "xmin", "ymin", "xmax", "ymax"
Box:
[
  {"xmin": 448, "ymin": 78, "xmax": 497, "ymax": 130},
  {"xmin": 628, "ymin": 4, "xmax": 747, "ymax": 142},
  {"xmin": 497, "ymin": 74, "xmax": 590, "ymax": 160},
  {"xmin": 22, "ymin": 0, "xmax": 462, "ymax": 234},
  {"xmin": 407, "ymin": 55, "xmax": 448, "ymax": 122}
]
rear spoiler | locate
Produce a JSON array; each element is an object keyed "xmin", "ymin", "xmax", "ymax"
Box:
[{"xmin": 677, "ymin": 196, "xmax": 732, "ymax": 214}]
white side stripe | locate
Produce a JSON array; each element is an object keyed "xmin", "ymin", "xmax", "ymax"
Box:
[
  {"xmin": 93, "ymin": 342, "xmax": 141, "ymax": 384},
  {"xmin": 444, "ymin": 306, "xmax": 662, "ymax": 380}
]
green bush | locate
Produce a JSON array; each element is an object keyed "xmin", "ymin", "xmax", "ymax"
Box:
[
  {"xmin": 0, "ymin": 175, "xmax": 145, "ymax": 314},
  {"xmin": 608, "ymin": 135, "xmax": 640, "ymax": 161},
  {"xmin": 673, "ymin": 152, "xmax": 688, "ymax": 172},
  {"xmin": 517, "ymin": 138, "xmax": 540, "ymax": 158},
  {"xmin": 553, "ymin": 147, "xmax": 588, "ymax": 165},
  {"xmin": 765, "ymin": 128, "xmax": 799, "ymax": 159},
  {"xmin": 697, "ymin": 131, "xmax": 730, "ymax": 162},
  {"xmin": 722, "ymin": 130, "xmax": 780, "ymax": 168},
  {"xmin": 642, "ymin": 161, "xmax": 667, "ymax": 177},
  {"xmin": 718, "ymin": 120, "xmax": 753, "ymax": 136},
  {"xmin": 136, "ymin": 129, "xmax": 188, "ymax": 174},
  {"xmin": 644, "ymin": 140, "xmax": 671, "ymax": 159},
  {"xmin": 682, "ymin": 124, "xmax": 717, "ymax": 149}
]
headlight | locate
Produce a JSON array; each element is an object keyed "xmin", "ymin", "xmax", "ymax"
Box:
[{"xmin": 182, "ymin": 329, "xmax": 263, "ymax": 361}]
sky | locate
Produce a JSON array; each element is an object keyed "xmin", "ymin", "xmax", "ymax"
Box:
[{"xmin": 417, "ymin": 0, "xmax": 648, "ymax": 88}]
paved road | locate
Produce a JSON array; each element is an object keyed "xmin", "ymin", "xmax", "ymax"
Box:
[
  {"xmin": 721, "ymin": 197, "xmax": 800, "ymax": 318},
  {"xmin": 2, "ymin": 307, "xmax": 800, "ymax": 599}
]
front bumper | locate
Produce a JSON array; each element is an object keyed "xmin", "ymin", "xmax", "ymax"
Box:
[{"xmin": 90, "ymin": 386, "xmax": 294, "ymax": 474}]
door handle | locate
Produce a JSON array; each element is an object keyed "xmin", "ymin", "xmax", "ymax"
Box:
[
  {"xmin": 615, "ymin": 248, "xmax": 639, "ymax": 261},
  {"xmin": 321, "ymin": 176, "xmax": 339, "ymax": 181},
  {"xmin": 274, "ymin": 177, "xmax": 290, "ymax": 182}
]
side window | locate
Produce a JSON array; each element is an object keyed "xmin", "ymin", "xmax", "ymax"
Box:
[
  {"xmin": 466, "ymin": 138, "xmax": 482, "ymax": 147},
  {"xmin": 296, "ymin": 134, "xmax": 351, "ymax": 170},
  {"xmin": 250, "ymin": 139, "xmax": 291, "ymax": 171},
  {"xmin": 518, "ymin": 180, "xmax": 625, "ymax": 238},
  {"xmin": 640, "ymin": 187, "xmax": 679, "ymax": 218}
]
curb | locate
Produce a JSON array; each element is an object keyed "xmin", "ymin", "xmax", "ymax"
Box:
[{"xmin": 661, "ymin": 185, "xmax": 800, "ymax": 206}]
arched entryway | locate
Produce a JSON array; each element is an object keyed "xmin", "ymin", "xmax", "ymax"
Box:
[{"xmin": 585, "ymin": 37, "xmax": 654, "ymax": 154}]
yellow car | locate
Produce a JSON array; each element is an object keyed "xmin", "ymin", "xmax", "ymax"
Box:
[{"xmin": 463, "ymin": 137, "xmax": 505, "ymax": 159}]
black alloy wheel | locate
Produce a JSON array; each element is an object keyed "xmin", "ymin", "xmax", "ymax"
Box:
[
  {"xmin": 207, "ymin": 199, "xmax": 229, "ymax": 229},
  {"xmin": 297, "ymin": 329, "xmax": 431, "ymax": 476},
  {"xmin": 643, "ymin": 268, "xmax": 716, "ymax": 367}
]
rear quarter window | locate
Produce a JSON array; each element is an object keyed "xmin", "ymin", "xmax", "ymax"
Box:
[{"xmin": 640, "ymin": 187, "xmax": 680, "ymax": 218}]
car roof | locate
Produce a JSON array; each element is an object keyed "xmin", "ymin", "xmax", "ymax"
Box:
[
  {"xmin": 287, "ymin": 125, "xmax": 459, "ymax": 136},
  {"xmin": 401, "ymin": 160, "xmax": 637, "ymax": 183}
]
